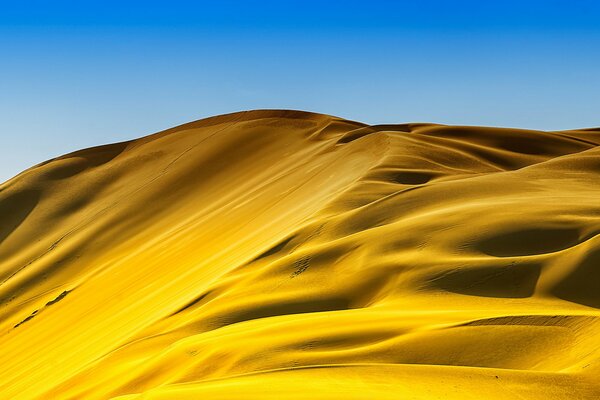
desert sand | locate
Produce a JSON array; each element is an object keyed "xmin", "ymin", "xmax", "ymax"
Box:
[{"xmin": 1, "ymin": 110, "xmax": 599, "ymax": 399}]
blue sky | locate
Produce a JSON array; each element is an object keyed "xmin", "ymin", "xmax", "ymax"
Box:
[{"xmin": 1, "ymin": 1, "xmax": 600, "ymax": 182}]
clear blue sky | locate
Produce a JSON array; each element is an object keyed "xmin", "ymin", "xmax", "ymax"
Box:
[{"xmin": 2, "ymin": 1, "xmax": 600, "ymax": 182}]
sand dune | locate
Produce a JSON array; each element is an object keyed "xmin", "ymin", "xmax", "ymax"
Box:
[{"xmin": 1, "ymin": 110, "xmax": 600, "ymax": 399}]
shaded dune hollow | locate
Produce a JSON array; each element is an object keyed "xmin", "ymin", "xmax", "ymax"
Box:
[{"xmin": 1, "ymin": 110, "xmax": 600, "ymax": 399}]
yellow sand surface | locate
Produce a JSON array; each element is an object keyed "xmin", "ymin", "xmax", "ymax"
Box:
[{"xmin": 1, "ymin": 110, "xmax": 600, "ymax": 399}]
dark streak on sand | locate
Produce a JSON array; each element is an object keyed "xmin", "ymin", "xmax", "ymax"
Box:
[{"xmin": 13, "ymin": 290, "xmax": 71, "ymax": 328}]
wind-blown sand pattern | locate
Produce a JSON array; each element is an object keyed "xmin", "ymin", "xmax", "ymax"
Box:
[{"xmin": 1, "ymin": 110, "xmax": 600, "ymax": 399}]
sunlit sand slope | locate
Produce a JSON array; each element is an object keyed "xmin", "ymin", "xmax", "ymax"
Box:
[{"xmin": 1, "ymin": 110, "xmax": 600, "ymax": 399}]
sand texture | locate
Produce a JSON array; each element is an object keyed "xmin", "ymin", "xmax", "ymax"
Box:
[{"xmin": 1, "ymin": 110, "xmax": 600, "ymax": 399}]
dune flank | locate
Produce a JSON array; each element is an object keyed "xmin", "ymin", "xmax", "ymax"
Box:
[{"xmin": 1, "ymin": 110, "xmax": 600, "ymax": 399}]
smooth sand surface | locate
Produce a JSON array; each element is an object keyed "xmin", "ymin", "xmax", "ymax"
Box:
[{"xmin": 1, "ymin": 110, "xmax": 600, "ymax": 399}]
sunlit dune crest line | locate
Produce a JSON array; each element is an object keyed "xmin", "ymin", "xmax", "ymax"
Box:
[{"xmin": 1, "ymin": 109, "xmax": 600, "ymax": 399}]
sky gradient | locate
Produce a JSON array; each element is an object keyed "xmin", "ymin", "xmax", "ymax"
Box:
[{"xmin": 2, "ymin": 1, "xmax": 600, "ymax": 182}]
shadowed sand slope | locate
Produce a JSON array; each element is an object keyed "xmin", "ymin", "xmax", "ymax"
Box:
[{"xmin": 1, "ymin": 110, "xmax": 600, "ymax": 399}]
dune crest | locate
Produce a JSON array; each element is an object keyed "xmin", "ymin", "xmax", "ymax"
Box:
[{"xmin": 1, "ymin": 110, "xmax": 600, "ymax": 399}]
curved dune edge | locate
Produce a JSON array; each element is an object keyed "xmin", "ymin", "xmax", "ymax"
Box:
[{"xmin": 0, "ymin": 110, "xmax": 599, "ymax": 399}]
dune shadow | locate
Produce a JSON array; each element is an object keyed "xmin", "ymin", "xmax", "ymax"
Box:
[
  {"xmin": 252, "ymin": 236, "xmax": 295, "ymax": 262},
  {"xmin": 475, "ymin": 227, "xmax": 581, "ymax": 257},
  {"xmin": 46, "ymin": 142, "xmax": 129, "ymax": 180},
  {"xmin": 0, "ymin": 189, "xmax": 40, "ymax": 246},
  {"xmin": 553, "ymin": 246, "xmax": 600, "ymax": 308},
  {"xmin": 206, "ymin": 297, "xmax": 351, "ymax": 331},
  {"xmin": 390, "ymin": 170, "xmax": 434, "ymax": 185},
  {"xmin": 171, "ymin": 291, "xmax": 212, "ymax": 316},
  {"xmin": 427, "ymin": 262, "xmax": 541, "ymax": 298}
]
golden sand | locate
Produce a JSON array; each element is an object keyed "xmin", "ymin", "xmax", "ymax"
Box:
[{"xmin": 1, "ymin": 110, "xmax": 599, "ymax": 399}]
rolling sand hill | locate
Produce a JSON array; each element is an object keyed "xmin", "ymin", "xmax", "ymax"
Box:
[{"xmin": 1, "ymin": 110, "xmax": 600, "ymax": 399}]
